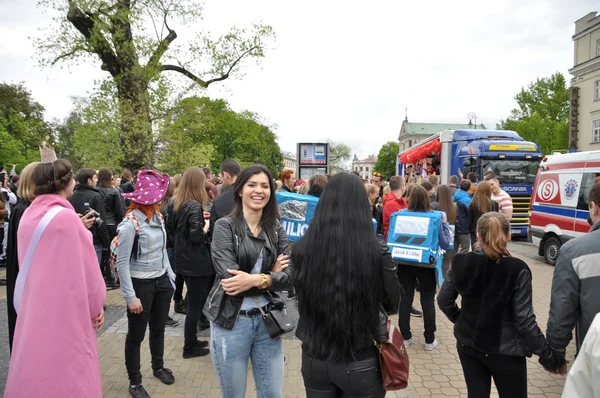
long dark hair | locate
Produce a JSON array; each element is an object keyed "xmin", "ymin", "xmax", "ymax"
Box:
[
  {"xmin": 408, "ymin": 185, "xmax": 431, "ymax": 212},
  {"xmin": 292, "ymin": 172, "xmax": 383, "ymax": 362},
  {"xmin": 436, "ymin": 184, "xmax": 457, "ymax": 224},
  {"xmin": 231, "ymin": 165, "xmax": 280, "ymax": 245}
]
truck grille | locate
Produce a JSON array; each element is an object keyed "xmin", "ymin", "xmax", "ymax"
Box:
[{"xmin": 510, "ymin": 195, "xmax": 531, "ymax": 226}]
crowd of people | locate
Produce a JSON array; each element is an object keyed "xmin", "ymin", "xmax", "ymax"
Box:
[{"xmin": 2, "ymin": 149, "xmax": 600, "ymax": 397}]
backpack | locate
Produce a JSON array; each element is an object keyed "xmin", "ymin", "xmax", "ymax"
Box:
[
  {"xmin": 386, "ymin": 210, "xmax": 443, "ymax": 267},
  {"xmin": 108, "ymin": 213, "xmax": 142, "ymax": 283}
]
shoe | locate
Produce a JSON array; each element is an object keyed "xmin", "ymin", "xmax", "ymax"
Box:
[
  {"xmin": 195, "ymin": 340, "xmax": 209, "ymax": 348},
  {"xmin": 404, "ymin": 337, "xmax": 413, "ymax": 347},
  {"xmin": 183, "ymin": 346, "xmax": 210, "ymax": 359},
  {"xmin": 286, "ymin": 293, "xmax": 296, "ymax": 300},
  {"xmin": 129, "ymin": 384, "xmax": 150, "ymax": 398},
  {"xmin": 174, "ymin": 300, "xmax": 186, "ymax": 314},
  {"xmin": 153, "ymin": 368, "xmax": 175, "ymax": 385},
  {"xmin": 197, "ymin": 320, "xmax": 210, "ymax": 331},
  {"xmin": 410, "ymin": 307, "xmax": 423, "ymax": 317},
  {"xmin": 425, "ymin": 339, "xmax": 439, "ymax": 351},
  {"xmin": 165, "ymin": 316, "xmax": 179, "ymax": 327}
]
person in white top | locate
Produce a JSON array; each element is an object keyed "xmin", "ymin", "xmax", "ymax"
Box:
[
  {"xmin": 485, "ymin": 174, "xmax": 513, "ymax": 221},
  {"xmin": 562, "ymin": 312, "xmax": 600, "ymax": 397},
  {"xmin": 1, "ymin": 171, "xmax": 17, "ymax": 261}
]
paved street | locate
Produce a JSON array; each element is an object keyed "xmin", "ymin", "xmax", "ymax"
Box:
[{"xmin": 0, "ymin": 241, "xmax": 575, "ymax": 397}]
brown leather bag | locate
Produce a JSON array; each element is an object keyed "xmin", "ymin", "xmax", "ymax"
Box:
[{"xmin": 374, "ymin": 320, "xmax": 410, "ymax": 390}]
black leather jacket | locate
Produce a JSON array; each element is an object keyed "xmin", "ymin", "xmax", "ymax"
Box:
[
  {"xmin": 203, "ymin": 217, "xmax": 292, "ymax": 330},
  {"xmin": 295, "ymin": 241, "xmax": 401, "ymax": 348},
  {"xmin": 438, "ymin": 252, "xmax": 564, "ymax": 371},
  {"xmin": 97, "ymin": 186, "xmax": 125, "ymax": 226},
  {"xmin": 168, "ymin": 200, "xmax": 213, "ymax": 277}
]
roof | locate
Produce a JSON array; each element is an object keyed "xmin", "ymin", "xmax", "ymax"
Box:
[
  {"xmin": 399, "ymin": 121, "xmax": 487, "ymax": 139},
  {"xmin": 353, "ymin": 155, "xmax": 377, "ymax": 164}
]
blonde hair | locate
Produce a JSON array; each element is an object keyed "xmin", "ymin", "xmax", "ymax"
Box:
[
  {"xmin": 383, "ymin": 185, "xmax": 391, "ymax": 196},
  {"xmin": 477, "ymin": 212, "xmax": 510, "ymax": 261},
  {"xmin": 365, "ymin": 183, "xmax": 378, "ymax": 195},
  {"xmin": 17, "ymin": 162, "xmax": 40, "ymax": 202},
  {"xmin": 298, "ymin": 183, "xmax": 309, "ymax": 195},
  {"xmin": 470, "ymin": 181, "xmax": 494, "ymax": 213},
  {"xmin": 174, "ymin": 167, "xmax": 207, "ymax": 212}
]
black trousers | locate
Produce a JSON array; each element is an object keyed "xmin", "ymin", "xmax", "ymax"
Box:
[
  {"xmin": 182, "ymin": 274, "xmax": 215, "ymax": 350},
  {"xmin": 301, "ymin": 350, "xmax": 385, "ymax": 398},
  {"xmin": 103, "ymin": 224, "xmax": 118, "ymax": 280},
  {"xmin": 397, "ymin": 264, "xmax": 437, "ymax": 343},
  {"xmin": 125, "ymin": 273, "xmax": 174, "ymax": 385},
  {"xmin": 457, "ymin": 343, "xmax": 527, "ymax": 398}
]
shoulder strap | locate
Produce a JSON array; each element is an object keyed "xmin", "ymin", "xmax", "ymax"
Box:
[
  {"xmin": 126, "ymin": 213, "xmax": 141, "ymax": 234},
  {"xmin": 13, "ymin": 207, "xmax": 66, "ymax": 314}
]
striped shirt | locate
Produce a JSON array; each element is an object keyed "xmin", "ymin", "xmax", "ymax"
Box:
[{"xmin": 492, "ymin": 189, "xmax": 513, "ymax": 212}]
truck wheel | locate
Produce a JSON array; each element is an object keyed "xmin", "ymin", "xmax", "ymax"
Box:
[{"xmin": 544, "ymin": 237, "xmax": 561, "ymax": 266}]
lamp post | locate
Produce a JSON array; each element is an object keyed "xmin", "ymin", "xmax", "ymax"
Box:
[{"xmin": 467, "ymin": 112, "xmax": 477, "ymax": 129}]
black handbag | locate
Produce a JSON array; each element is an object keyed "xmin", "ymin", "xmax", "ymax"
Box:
[{"xmin": 254, "ymin": 298, "xmax": 294, "ymax": 338}]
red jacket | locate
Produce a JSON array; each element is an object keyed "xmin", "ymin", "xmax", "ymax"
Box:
[{"xmin": 383, "ymin": 192, "xmax": 408, "ymax": 241}]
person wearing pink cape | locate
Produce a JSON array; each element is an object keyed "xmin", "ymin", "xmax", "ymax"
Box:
[{"xmin": 5, "ymin": 158, "xmax": 106, "ymax": 398}]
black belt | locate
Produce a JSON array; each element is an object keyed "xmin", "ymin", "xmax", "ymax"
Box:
[{"xmin": 239, "ymin": 303, "xmax": 273, "ymax": 316}]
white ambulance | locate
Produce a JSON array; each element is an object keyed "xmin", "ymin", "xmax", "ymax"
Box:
[{"xmin": 528, "ymin": 151, "xmax": 600, "ymax": 265}]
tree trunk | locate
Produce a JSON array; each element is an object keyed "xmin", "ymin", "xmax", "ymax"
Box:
[{"xmin": 115, "ymin": 71, "xmax": 154, "ymax": 172}]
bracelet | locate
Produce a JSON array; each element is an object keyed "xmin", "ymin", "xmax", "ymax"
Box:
[{"xmin": 258, "ymin": 273, "xmax": 268, "ymax": 289}]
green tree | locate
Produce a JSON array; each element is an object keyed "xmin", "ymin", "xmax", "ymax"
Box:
[
  {"xmin": 375, "ymin": 141, "xmax": 400, "ymax": 179},
  {"xmin": 0, "ymin": 83, "xmax": 53, "ymax": 170},
  {"xmin": 498, "ymin": 72, "xmax": 569, "ymax": 155},
  {"xmin": 328, "ymin": 141, "xmax": 352, "ymax": 169},
  {"xmin": 36, "ymin": 0, "xmax": 274, "ymax": 170}
]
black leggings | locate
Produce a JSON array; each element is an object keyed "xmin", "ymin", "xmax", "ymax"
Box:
[
  {"xmin": 397, "ymin": 264, "xmax": 437, "ymax": 343},
  {"xmin": 301, "ymin": 350, "xmax": 385, "ymax": 398},
  {"xmin": 458, "ymin": 343, "xmax": 527, "ymax": 398}
]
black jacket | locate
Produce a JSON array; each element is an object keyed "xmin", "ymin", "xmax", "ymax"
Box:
[
  {"xmin": 294, "ymin": 240, "xmax": 401, "ymax": 350},
  {"xmin": 97, "ymin": 186, "xmax": 125, "ymax": 226},
  {"xmin": 455, "ymin": 201, "xmax": 470, "ymax": 235},
  {"xmin": 210, "ymin": 186, "xmax": 234, "ymax": 234},
  {"xmin": 438, "ymin": 252, "xmax": 564, "ymax": 371},
  {"xmin": 203, "ymin": 217, "xmax": 292, "ymax": 330},
  {"xmin": 120, "ymin": 180, "xmax": 135, "ymax": 207},
  {"xmin": 371, "ymin": 202, "xmax": 383, "ymax": 236},
  {"xmin": 68, "ymin": 184, "xmax": 110, "ymax": 248},
  {"xmin": 169, "ymin": 200, "xmax": 213, "ymax": 277},
  {"xmin": 468, "ymin": 200, "xmax": 499, "ymax": 236}
]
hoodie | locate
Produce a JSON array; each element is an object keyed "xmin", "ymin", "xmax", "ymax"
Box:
[
  {"xmin": 453, "ymin": 189, "xmax": 472, "ymax": 207},
  {"xmin": 383, "ymin": 192, "xmax": 408, "ymax": 241}
]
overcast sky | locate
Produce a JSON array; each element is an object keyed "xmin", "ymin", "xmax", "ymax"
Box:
[{"xmin": 0, "ymin": 0, "xmax": 598, "ymax": 161}]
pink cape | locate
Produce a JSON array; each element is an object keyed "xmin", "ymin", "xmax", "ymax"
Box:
[{"xmin": 5, "ymin": 194, "xmax": 106, "ymax": 398}]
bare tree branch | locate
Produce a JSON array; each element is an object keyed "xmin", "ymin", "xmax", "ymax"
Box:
[
  {"xmin": 51, "ymin": 49, "xmax": 81, "ymax": 65},
  {"xmin": 66, "ymin": 1, "xmax": 120, "ymax": 75}
]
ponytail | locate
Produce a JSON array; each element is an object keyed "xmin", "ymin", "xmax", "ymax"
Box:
[{"xmin": 477, "ymin": 212, "xmax": 510, "ymax": 261}]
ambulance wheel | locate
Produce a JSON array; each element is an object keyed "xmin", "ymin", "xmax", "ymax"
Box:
[{"xmin": 543, "ymin": 237, "xmax": 561, "ymax": 266}]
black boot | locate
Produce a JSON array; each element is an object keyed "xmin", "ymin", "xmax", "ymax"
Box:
[{"xmin": 174, "ymin": 299, "xmax": 186, "ymax": 314}]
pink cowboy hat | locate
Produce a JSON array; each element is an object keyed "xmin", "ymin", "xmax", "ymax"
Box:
[{"xmin": 122, "ymin": 170, "xmax": 170, "ymax": 205}]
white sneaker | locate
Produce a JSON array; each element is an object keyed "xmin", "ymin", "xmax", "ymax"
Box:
[
  {"xmin": 424, "ymin": 339, "xmax": 439, "ymax": 351},
  {"xmin": 404, "ymin": 337, "xmax": 413, "ymax": 347}
]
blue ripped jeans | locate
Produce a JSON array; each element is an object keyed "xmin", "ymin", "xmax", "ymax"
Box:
[{"xmin": 211, "ymin": 314, "xmax": 284, "ymax": 398}]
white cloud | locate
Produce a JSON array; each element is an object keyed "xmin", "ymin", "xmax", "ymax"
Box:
[{"xmin": 0, "ymin": 0, "xmax": 597, "ymax": 160}]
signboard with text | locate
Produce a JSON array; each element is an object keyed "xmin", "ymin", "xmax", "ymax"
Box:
[{"xmin": 299, "ymin": 143, "xmax": 328, "ymax": 165}]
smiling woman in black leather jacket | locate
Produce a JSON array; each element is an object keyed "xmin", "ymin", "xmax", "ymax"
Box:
[
  {"xmin": 438, "ymin": 212, "xmax": 565, "ymax": 398},
  {"xmin": 292, "ymin": 172, "xmax": 401, "ymax": 398}
]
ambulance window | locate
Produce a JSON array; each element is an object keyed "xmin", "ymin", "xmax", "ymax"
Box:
[{"xmin": 577, "ymin": 173, "xmax": 600, "ymax": 210}]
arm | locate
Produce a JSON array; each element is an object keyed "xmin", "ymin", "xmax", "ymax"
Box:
[
  {"xmin": 94, "ymin": 196, "xmax": 110, "ymax": 249},
  {"xmin": 437, "ymin": 268, "xmax": 460, "ymax": 322},
  {"xmin": 501, "ymin": 197, "xmax": 513, "ymax": 221},
  {"xmin": 438, "ymin": 221, "xmax": 451, "ymax": 250},
  {"xmin": 209, "ymin": 200, "xmax": 220, "ymax": 239},
  {"xmin": 115, "ymin": 219, "xmax": 138, "ymax": 304},
  {"xmin": 211, "ymin": 219, "xmax": 241, "ymax": 279},
  {"xmin": 512, "ymin": 267, "xmax": 565, "ymax": 370},
  {"xmin": 6, "ymin": 189, "xmax": 16, "ymax": 205},
  {"xmin": 468, "ymin": 206, "xmax": 476, "ymax": 234},
  {"xmin": 267, "ymin": 222, "xmax": 292, "ymax": 291},
  {"xmin": 113, "ymin": 190, "xmax": 125, "ymax": 223},
  {"xmin": 188, "ymin": 202, "xmax": 208, "ymax": 245},
  {"xmin": 546, "ymin": 246, "xmax": 580, "ymax": 358},
  {"xmin": 380, "ymin": 242, "xmax": 401, "ymax": 315}
]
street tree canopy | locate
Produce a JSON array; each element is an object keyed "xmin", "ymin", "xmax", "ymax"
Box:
[
  {"xmin": 36, "ymin": 0, "xmax": 274, "ymax": 170},
  {"xmin": 375, "ymin": 141, "xmax": 399, "ymax": 179},
  {"xmin": 497, "ymin": 72, "xmax": 569, "ymax": 155}
]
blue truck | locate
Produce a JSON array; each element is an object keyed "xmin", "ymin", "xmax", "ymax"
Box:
[{"xmin": 398, "ymin": 129, "xmax": 542, "ymax": 237}]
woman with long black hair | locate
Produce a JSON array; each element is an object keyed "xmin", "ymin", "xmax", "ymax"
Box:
[
  {"xmin": 204, "ymin": 164, "xmax": 292, "ymax": 398},
  {"xmin": 293, "ymin": 172, "xmax": 401, "ymax": 397}
]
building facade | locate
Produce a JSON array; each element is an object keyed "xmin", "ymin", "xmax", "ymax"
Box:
[
  {"xmin": 352, "ymin": 155, "xmax": 378, "ymax": 180},
  {"xmin": 282, "ymin": 151, "xmax": 297, "ymax": 174},
  {"xmin": 398, "ymin": 119, "xmax": 485, "ymax": 153},
  {"xmin": 569, "ymin": 11, "xmax": 600, "ymax": 152}
]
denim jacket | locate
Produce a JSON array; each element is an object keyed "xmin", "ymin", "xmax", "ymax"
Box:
[{"xmin": 116, "ymin": 209, "xmax": 175, "ymax": 304}]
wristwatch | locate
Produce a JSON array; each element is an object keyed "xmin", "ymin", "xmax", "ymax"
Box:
[{"xmin": 258, "ymin": 273, "xmax": 268, "ymax": 289}]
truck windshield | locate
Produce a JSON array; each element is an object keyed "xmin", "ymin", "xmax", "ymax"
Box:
[{"xmin": 480, "ymin": 159, "xmax": 540, "ymax": 184}]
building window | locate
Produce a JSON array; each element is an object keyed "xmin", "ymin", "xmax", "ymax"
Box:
[
  {"xmin": 366, "ymin": 166, "xmax": 369, "ymax": 171},
  {"xmin": 595, "ymin": 80, "xmax": 600, "ymax": 101},
  {"xmin": 360, "ymin": 167, "xmax": 363, "ymax": 171},
  {"xmin": 408, "ymin": 140, "xmax": 412, "ymax": 147},
  {"xmin": 594, "ymin": 119, "xmax": 600, "ymax": 143},
  {"xmin": 597, "ymin": 39, "xmax": 600, "ymax": 57}
]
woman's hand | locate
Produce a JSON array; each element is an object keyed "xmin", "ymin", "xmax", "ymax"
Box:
[
  {"xmin": 441, "ymin": 212, "xmax": 447, "ymax": 223},
  {"xmin": 93, "ymin": 309, "xmax": 105, "ymax": 331},
  {"xmin": 272, "ymin": 254, "xmax": 290, "ymax": 273},
  {"xmin": 128, "ymin": 298, "xmax": 143, "ymax": 314},
  {"xmin": 203, "ymin": 218, "xmax": 210, "ymax": 233},
  {"xmin": 222, "ymin": 270, "xmax": 260, "ymax": 296},
  {"xmin": 79, "ymin": 212, "xmax": 95, "ymax": 229}
]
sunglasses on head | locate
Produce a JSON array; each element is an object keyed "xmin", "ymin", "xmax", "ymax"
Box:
[{"xmin": 372, "ymin": 172, "xmax": 382, "ymax": 177}]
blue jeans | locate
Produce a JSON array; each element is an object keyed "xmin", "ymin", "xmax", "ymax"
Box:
[
  {"xmin": 211, "ymin": 314, "xmax": 284, "ymax": 398},
  {"xmin": 94, "ymin": 243, "xmax": 102, "ymax": 266}
]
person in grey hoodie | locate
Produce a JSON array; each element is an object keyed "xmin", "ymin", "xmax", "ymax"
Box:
[{"xmin": 546, "ymin": 182, "xmax": 600, "ymax": 368}]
